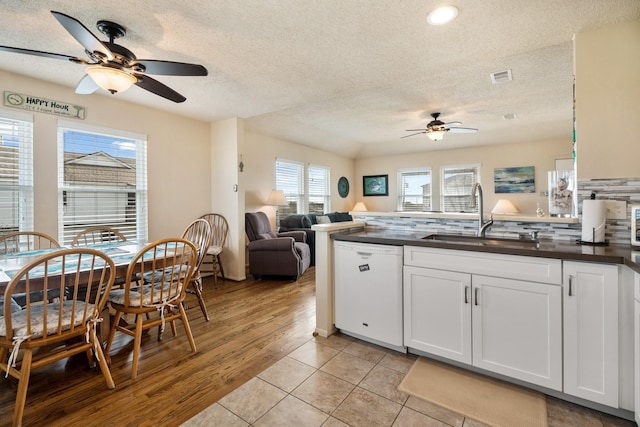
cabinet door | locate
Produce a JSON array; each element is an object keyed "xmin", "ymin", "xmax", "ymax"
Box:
[
  {"xmin": 563, "ymin": 261, "xmax": 618, "ymax": 407},
  {"xmin": 403, "ymin": 266, "xmax": 471, "ymax": 364},
  {"xmin": 472, "ymin": 275, "xmax": 562, "ymax": 390}
]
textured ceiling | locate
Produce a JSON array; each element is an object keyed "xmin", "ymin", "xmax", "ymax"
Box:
[{"xmin": 0, "ymin": 1, "xmax": 638, "ymax": 158}]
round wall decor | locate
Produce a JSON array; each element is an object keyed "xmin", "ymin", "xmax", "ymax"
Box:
[{"xmin": 338, "ymin": 176, "xmax": 349, "ymax": 198}]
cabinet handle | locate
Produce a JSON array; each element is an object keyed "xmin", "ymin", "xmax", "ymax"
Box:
[
  {"xmin": 568, "ymin": 275, "xmax": 573, "ymax": 296},
  {"xmin": 464, "ymin": 286, "xmax": 469, "ymax": 304},
  {"xmin": 474, "ymin": 287, "xmax": 479, "ymax": 306}
]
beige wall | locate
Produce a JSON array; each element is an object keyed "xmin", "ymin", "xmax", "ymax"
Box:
[
  {"xmin": 354, "ymin": 138, "xmax": 571, "ymax": 216},
  {"xmin": 1, "ymin": 69, "xmax": 212, "ymax": 240},
  {"xmin": 575, "ymin": 19, "xmax": 640, "ymax": 179}
]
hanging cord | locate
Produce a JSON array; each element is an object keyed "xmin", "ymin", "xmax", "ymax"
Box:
[{"xmin": 6, "ymin": 334, "xmax": 31, "ymax": 378}]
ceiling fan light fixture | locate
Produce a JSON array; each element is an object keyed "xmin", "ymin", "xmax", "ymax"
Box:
[
  {"xmin": 427, "ymin": 130, "xmax": 446, "ymax": 141},
  {"xmin": 427, "ymin": 5, "xmax": 459, "ymax": 25},
  {"xmin": 86, "ymin": 65, "xmax": 137, "ymax": 94}
]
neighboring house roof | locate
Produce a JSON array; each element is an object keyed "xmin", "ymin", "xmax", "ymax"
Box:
[
  {"xmin": 65, "ymin": 151, "xmax": 133, "ymax": 169},
  {"xmin": 64, "ymin": 152, "xmax": 136, "ymax": 187}
]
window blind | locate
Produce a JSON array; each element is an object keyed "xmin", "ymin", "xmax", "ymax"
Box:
[
  {"xmin": 0, "ymin": 110, "xmax": 33, "ymax": 233},
  {"xmin": 308, "ymin": 165, "xmax": 330, "ymax": 214},
  {"xmin": 57, "ymin": 121, "xmax": 148, "ymax": 245},
  {"xmin": 275, "ymin": 158, "xmax": 304, "ymax": 216},
  {"xmin": 398, "ymin": 169, "xmax": 431, "ymax": 212},
  {"xmin": 441, "ymin": 165, "xmax": 480, "ymax": 213}
]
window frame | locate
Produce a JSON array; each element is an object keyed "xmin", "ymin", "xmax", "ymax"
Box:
[
  {"xmin": 440, "ymin": 164, "xmax": 481, "ymax": 213},
  {"xmin": 56, "ymin": 120, "xmax": 148, "ymax": 245},
  {"xmin": 0, "ymin": 109, "xmax": 33, "ymax": 234},
  {"xmin": 397, "ymin": 167, "xmax": 432, "ymax": 212},
  {"xmin": 308, "ymin": 164, "xmax": 331, "ymax": 214}
]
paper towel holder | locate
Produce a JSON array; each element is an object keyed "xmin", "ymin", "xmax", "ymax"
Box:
[{"xmin": 579, "ymin": 194, "xmax": 609, "ymax": 246}]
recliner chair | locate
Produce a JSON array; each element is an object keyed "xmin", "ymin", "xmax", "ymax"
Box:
[{"xmin": 245, "ymin": 211, "xmax": 311, "ymax": 280}]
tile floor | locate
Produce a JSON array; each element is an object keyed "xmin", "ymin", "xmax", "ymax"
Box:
[{"xmin": 182, "ymin": 333, "xmax": 636, "ymax": 427}]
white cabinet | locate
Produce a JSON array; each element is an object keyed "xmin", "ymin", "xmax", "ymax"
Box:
[
  {"xmin": 472, "ymin": 275, "xmax": 562, "ymax": 390},
  {"xmin": 403, "ymin": 246, "xmax": 562, "ymax": 390},
  {"xmin": 634, "ymin": 272, "xmax": 640, "ymax": 424},
  {"xmin": 403, "ymin": 266, "xmax": 472, "ymax": 363},
  {"xmin": 563, "ymin": 261, "xmax": 619, "ymax": 407}
]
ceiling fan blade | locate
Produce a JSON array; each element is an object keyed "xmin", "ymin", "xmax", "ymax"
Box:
[
  {"xmin": 132, "ymin": 59, "xmax": 208, "ymax": 76},
  {"xmin": 0, "ymin": 45, "xmax": 87, "ymax": 63},
  {"xmin": 51, "ymin": 11, "xmax": 113, "ymax": 60},
  {"xmin": 401, "ymin": 132, "xmax": 426, "ymax": 139},
  {"xmin": 444, "ymin": 121, "xmax": 463, "ymax": 127},
  {"xmin": 448, "ymin": 127, "xmax": 478, "ymax": 133},
  {"xmin": 75, "ymin": 74, "xmax": 99, "ymax": 94},
  {"xmin": 134, "ymin": 75, "xmax": 186, "ymax": 103},
  {"xmin": 405, "ymin": 128, "xmax": 428, "ymax": 132}
]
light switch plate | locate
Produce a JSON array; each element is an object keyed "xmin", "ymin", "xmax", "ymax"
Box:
[{"xmin": 605, "ymin": 200, "xmax": 626, "ymax": 219}]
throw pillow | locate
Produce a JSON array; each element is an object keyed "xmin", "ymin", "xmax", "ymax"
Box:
[
  {"xmin": 301, "ymin": 214, "xmax": 313, "ymax": 228},
  {"xmin": 316, "ymin": 215, "xmax": 331, "ymax": 224}
]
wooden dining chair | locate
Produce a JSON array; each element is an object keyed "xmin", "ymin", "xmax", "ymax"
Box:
[
  {"xmin": 0, "ymin": 232, "xmax": 63, "ymax": 307},
  {"xmin": 105, "ymin": 238, "xmax": 198, "ymax": 379},
  {"xmin": 0, "ymin": 231, "xmax": 60, "ymax": 255},
  {"xmin": 181, "ymin": 219, "xmax": 213, "ymax": 321},
  {"xmin": 199, "ymin": 213, "xmax": 229, "ymax": 284},
  {"xmin": 0, "ymin": 248, "xmax": 116, "ymax": 427},
  {"xmin": 70, "ymin": 226, "xmax": 127, "ymax": 247}
]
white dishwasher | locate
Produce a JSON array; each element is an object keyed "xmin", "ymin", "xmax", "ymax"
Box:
[{"xmin": 334, "ymin": 241, "xmax": 404, "ymax": 351}]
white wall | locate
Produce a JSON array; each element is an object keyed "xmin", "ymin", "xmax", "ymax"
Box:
[
  {"xmin": 1, "ymin": 69, "xmax": 212, "ymax": 240},
  {"xmin": 210, "ymin": 118, "xmax": 245, "ymax": 281},
  {"xmin": 354, "ymin": 138, "xmax": 571, "ymax": 216}
]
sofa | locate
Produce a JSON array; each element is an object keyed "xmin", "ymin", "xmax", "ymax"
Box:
[{"xmin": 278, "ymin": 212, "xmax": 353, "ymax": 265}]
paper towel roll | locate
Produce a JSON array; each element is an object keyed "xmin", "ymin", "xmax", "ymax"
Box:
[{"xmin": 581, "ymin": 200, "xmax": 606, "ymax": 243}]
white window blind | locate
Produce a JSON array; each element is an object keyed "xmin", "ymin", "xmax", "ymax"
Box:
[
  {"xmin": 275, "ymin": 158, "xmax": 304, "ymax": 216},
  {"xmin": 308, "ymin": 165, "xmax": 330, "ymax": 214},
  {"xmin": 440, "ymin": 165, "xmax": 480, "ymax": 213},
  {"xmin": 0, "ymin": 110, "xmax": 33, "ymax": 233},
  {"xmin": 57, "ymin": 121, "xmax": 148, "ymax": 245},
  {"xmin": 398, "ymin": 168, "xmax": 431, "ymax": 212}
]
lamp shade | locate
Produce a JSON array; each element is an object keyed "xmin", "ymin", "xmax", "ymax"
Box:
[
  {"xmin": 352, "ymin": 202, "xmax": 368, "ymax": 212},
  {"xmin": 427, "ymin": 130, "xmax": 445, "ymax": 141},
  {"xmin": 491, "ymin": 199, "xmax": 519, "ymax": 214},
  {"xmin": 266, "ymin": 189, "xmax": 287, "ymax": 206},
  {"xmin": 86, "ymin": 66, "xmax": 137, "ymax": 94}
]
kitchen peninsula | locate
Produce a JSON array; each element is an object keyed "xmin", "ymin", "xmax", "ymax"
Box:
[{"xmin": 313, "ymin": 215, "xmax": 640, "ymax": 422}]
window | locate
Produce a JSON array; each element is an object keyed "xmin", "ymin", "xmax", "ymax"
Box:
[
  {"xmin": 275, "ymin": 159, "xmax": 331, "ymax": 216},
  {"xmin": 57, "ymin": 121, "xmax": 148, "ymax": 245},
  {"xmin": 308, "ymin": 165, "xmax": 330, "ymax": 214},
  {"xmin": 398, "ymin": 168, "xmax": 431, "ymax": 212},
  {"xmin": 275, "ymin": 159, "xmax": 304, "ymax": 217},
  {"xmin": 0, "ymin": 110, "xmax": 33, "ymax": 234},
  {"xmin": 440, "ymin": 164, "xmax": 480, "ymax": 213}
]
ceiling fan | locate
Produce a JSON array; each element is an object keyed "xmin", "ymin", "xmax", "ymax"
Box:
[
  {"xmin": 402, "ymin": 112, "xmax": 478, "ymax": 141},
  {"xmin": 0, "ymin": 11, "xmax": 208, "ymax": 103}
]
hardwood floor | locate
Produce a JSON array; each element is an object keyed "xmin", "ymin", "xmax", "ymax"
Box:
[{"xmin": 0, "ymin": 268, "xmax": 317, "ymax": 426}]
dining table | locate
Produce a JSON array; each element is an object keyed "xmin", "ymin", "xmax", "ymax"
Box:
[{"xmin": 0, "ymin": 240, "xmax": 151, "ymax": 291}]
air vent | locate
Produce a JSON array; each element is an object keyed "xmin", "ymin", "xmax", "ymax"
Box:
[
  {"xmin": 503, "ymin": 113, "xmax": 518, "ymax": 120},
  {"xmin": 490, "ymin": 69, "xmax": 513, "ymax": 84}
]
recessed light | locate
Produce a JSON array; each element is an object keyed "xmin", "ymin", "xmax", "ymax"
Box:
[{"xmin": 426, "ymin": 5, "xmax": 459, "ymax": 25}]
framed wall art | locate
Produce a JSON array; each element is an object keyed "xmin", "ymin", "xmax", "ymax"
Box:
[
  {"xmin": 493, "ymin": 166, "xmax": 535, "ymax": 193},
  {"xmin": 363, "ymin": 174, "xmax": 389, "ymax": 196}
]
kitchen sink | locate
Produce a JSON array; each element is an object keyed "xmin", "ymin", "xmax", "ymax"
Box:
[{"xmin": 422, "ymin": 233, "xmax": 539, "ymax": 248}]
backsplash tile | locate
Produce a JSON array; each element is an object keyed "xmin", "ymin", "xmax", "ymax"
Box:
[{"xmin": 356, "ymin": 177, "xmax": 639, "ymax": 245}]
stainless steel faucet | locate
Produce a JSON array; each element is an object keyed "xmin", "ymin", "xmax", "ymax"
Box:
[{"xmin": 470, "ymin": 183, "xmax": 493, "ymax": 237}]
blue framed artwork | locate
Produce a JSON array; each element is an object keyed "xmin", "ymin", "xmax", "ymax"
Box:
[
  {"xmin": 363, "ymin": 174, "xmax": 388, "ymax": 196},
  {"xmin": 494, "ymin": 166, "xmax": 535, "ymax": 193}
]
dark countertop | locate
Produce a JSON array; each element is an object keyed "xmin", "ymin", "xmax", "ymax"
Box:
[{"xmin": 332, "ymin": 230, "xmax": 640, "ymax": 274}]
